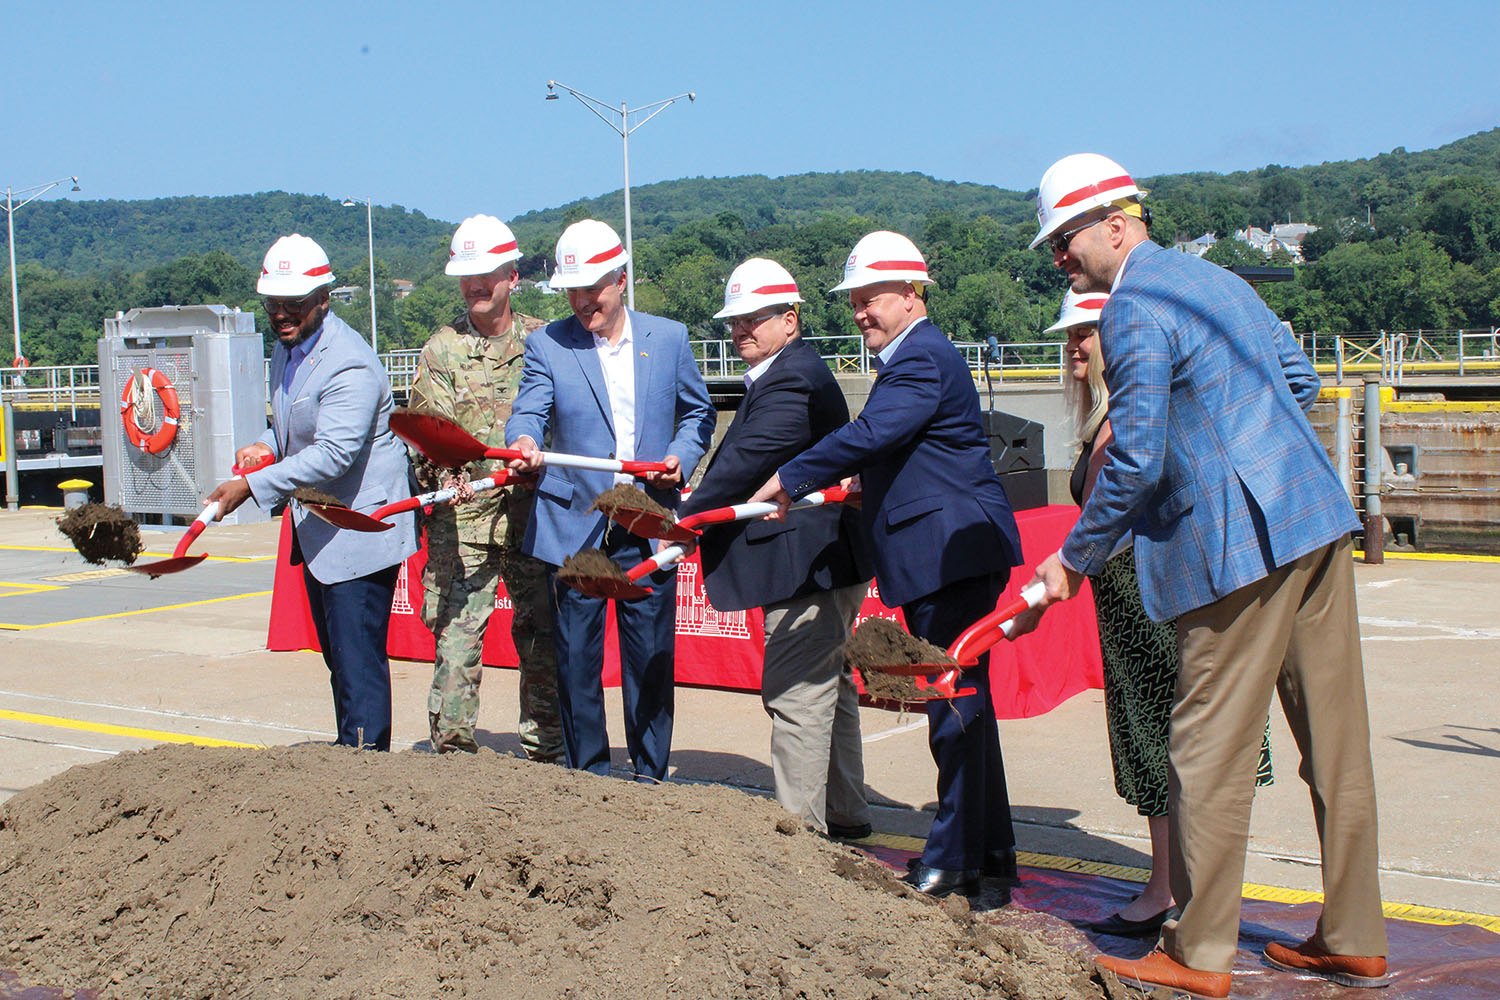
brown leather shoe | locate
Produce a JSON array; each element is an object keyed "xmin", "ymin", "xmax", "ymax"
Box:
[
  {"xmin": 1094, "ymin": 948, "xmax": 1231, "ymax": 999},
  {"xmin": 1264, "ymin": 938, "xmax": 1390, "ymax": 988}
]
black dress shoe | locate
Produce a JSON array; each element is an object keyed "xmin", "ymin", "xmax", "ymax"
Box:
[
  {"xmin": 901, "ymin": 862, "xmax": 980, "ymax": 898},
  {"xmin": 1088, "ymin": 907, "xmax": 1172, "ymax": 937},
  {"xmin": 983, "ymin": 847, "xmax": 1020, "ymax": 884},
  {"xmin": 826, "ymin": 821, "xmax": 872, "ymax": 840}
]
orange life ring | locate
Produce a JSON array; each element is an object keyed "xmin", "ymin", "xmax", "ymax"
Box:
[{"xmin": 120, "ymin": 367, "xmax": 181, "ymax": 454}]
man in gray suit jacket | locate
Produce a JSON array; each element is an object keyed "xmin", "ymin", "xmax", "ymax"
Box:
[
  {"xmin": 208, "ymin": 234, "xmax": 418, "ymax": 752},
  {"xmin": 1012, "ymin": 156, "xmax": 1386, "ymax": 997},
  {"xmin": 506, "ymin": 220, "xmax": 714, "ymax": 782}
]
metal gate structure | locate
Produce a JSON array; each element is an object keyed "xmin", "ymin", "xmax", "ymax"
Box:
[{"xmin": 99, "ymin": 305, "xmax": 268, "ymax": 525}]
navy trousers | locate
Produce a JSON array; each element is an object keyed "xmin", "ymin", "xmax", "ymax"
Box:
[
  {"xmin": 303, "ymin": 563, "xmax": 399, "ymax": 752},
  {"xmin": 904, "ymin": 570, "xmax": 1016, "ymax": 870},
  {"xmin": 547, "ymin": 532, "xmax": 676, "ymax": 781}
]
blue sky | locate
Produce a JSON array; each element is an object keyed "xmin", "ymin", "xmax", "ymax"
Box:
[{"xmin": 5, "ymin": 0, "xmax": 1498, "ymax": 224}]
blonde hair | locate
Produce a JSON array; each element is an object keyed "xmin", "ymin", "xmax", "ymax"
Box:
[{"xmin": 1063, "ymin": 325, "xmax": 1109, "ymax": 449}]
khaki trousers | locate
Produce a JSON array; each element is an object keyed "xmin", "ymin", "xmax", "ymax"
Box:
[
  {"xmin": 760, "ymin": 583, "xmax": 870, "ymax": 833},
  {"xmin": 1163, "ymin": 534, "xmax": 1386, "ymax": 972}
]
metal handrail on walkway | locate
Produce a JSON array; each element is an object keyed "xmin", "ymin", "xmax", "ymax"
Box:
[{"xmin": 4, "ymin": 327, "xmax": 1498, "ymax": 408}]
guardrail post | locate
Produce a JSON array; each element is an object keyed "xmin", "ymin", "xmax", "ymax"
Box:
[
  {"xmin": 3, "ymin": 397, "xmax": 18, "ymax": 511},
  {"xmin": 1362, "ymin": 375, "xmax": 1383, "ymax": 564},
  {"xmin": 1335, "ymin": 337, "xmax": 1344, "ymax": 384},
  {"xmin": 1335, "ymin": 393, "xmax": 1353, "ymax": 499}
]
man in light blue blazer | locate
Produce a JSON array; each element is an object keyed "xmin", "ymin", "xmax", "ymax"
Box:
[
  {"xmin": 208, "ymin": 234, "xmax": 418, "ymax": 753},
  {"xmin": 505, "ymin": 219, "xmax": 714, "ymax": 782},
  {"xmin": 1013, "ymin": 156, "xmax": 1386, "ymax": 997}
]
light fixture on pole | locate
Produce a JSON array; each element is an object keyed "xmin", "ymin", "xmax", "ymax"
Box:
[
  {"xmin": 545, "ymin": 80, "xmax": 694, "ymax": 309},
  {"xmin": 5, "ymin": 175, "xmax": 81, "ymax": 367},
  {"xmin": 342, "ymin": 196, "xmax": 377, "ymax": 352}
]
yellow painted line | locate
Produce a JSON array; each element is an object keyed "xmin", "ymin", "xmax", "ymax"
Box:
[
  {"xmin": 42, "ymin": 568, "xmax": 129, "ymax": 582},
  {"xmin": 0, "ymin": 581, "xmax": 64, "ymax": 599},
  {"xmin": 0, "ymin": 544, "xmax": 271, "ymax": 564},
  {"xmin": 1353, "ymin": 549, "xmax": 1500, "ymax": 564},
  {"xmin": 1387, "ymin": 400, "xmax": 1500, "ymax": 412},
  {"xmin": 861, "ymin": 836, "xmax": 1500, "ymax": 932},
  {"xmin": 0, "ymin": 708, "xmax": 258, "ymax": 748},
  {"xmin": 0, "ymin": 590, "xmax": 272, "ymax": 630}
]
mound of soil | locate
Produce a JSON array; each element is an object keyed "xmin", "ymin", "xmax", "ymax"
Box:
[
  {"xmin": 0, "ymin": 746, "xmax": 1108, "ymax": 1000},
  {"xmin": 56, "ymin": 504, "xmax": 143, "ymax": 565},
  {"xmin": 590, "ymin": 484, "xmax": 675, "ymax": 537},
  {"xmin": 290, "ymin": 487, "xmax": 346, "ymax": 509}
]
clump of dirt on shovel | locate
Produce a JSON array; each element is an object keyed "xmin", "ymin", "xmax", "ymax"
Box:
[
  {"xmin": 590, "ymin": 483, "xmax": 674, "ymax": 535},
  {"xmin": 56, "ymin": 503, "xmax": 143, "ymax": 565},
  {"xmin": 846, "ymin": 616, "xmax": 956, "ymax": 703},
  {"xmin": 291, "ymin": 487, "xmax": 347, "ymax": 509},
  {"xmin": 557, "ymin": 548, "xmax": 629, "ymax": 589}
]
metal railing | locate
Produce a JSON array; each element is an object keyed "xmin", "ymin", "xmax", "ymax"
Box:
[{"xmin": 4, "ymin": 327, "xmax": 1498, "ymax": 409}]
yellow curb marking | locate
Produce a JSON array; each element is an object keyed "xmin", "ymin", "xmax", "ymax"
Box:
[
  {"xmin": 0, "ymin": 590, "xmax": 272, "ymax": 630},
  {"xmin": 0, "ymin": 708, "xmax": 259, "ymax": 749},
  {"xmin": 0, "ymin": 581, "xmax": 64, "ymax": 599},
  {"xmin": 860, "ymin": 836, "xmax": 1500, "ymax": 933},
  {"xmin": 41, "ymin": 568, "xmax": 130, "ymax": 582},
  {"xmin": 1353, "ymin": 549, "xmax": 1500, "ymax": 564}
]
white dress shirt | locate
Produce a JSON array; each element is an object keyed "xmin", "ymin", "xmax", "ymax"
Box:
[{"xmin": 593, "ymin": 313, "xmax": 637, "ymax": 484}]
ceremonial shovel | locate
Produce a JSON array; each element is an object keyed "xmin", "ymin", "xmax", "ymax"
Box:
[
  {"xmin": 124, "ymin": 455, "xmax": 273, "ymax": 578},
  {"xmin": 560, "ymin": 543, "xmax": 694, "ymax": 601},
  {"xmin": 604, "ymin": 486, "xmax": 859, "ymax": 543},
  {"xmin": 389, "ymin": 409, "xmax": 670, "ymax": 477},
  {"xmin": 300, "ymin": 470, "xmax": 536, "ymax": 532}
]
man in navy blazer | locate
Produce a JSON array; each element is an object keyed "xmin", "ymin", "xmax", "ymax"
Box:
[
  {"xmin": 1015, "ymin": 155, "xmax": 1386, "ymax": 997},
  {"xmin": 506, "ymin": 220, "xmax": 714, "ymax": 782},
  {"xmin": 208, "ymin": 234, "xmax": 418, "ymax": 752},
  {"xmin": 678, "ymin": 258, "xmax": 874, "ymax": 837},
  {"xmin": 752, "ymin": 232, "xmax": 1023, "ymax": 899}
]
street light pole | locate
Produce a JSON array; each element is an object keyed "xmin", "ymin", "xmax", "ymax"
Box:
[
  {"xmin": 545, "ymin": 81, "xmax": 694, "ymax": 310},
  {"xmin": 4, "ymin": 175, "xmax": 80, "ymax": 367},
  {"xmin": 343, "ymin": 196, "xmax": 377, "ymax": 352}
]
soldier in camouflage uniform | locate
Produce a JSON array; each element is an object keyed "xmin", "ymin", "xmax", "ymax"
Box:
[{"xmin": 409, "ymin": 214, "xmax": 562, "ymax": 758}]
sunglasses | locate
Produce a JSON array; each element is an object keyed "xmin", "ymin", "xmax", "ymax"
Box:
[
  {"xmin": 1048, "ymin": 212, "xmax": 1109, "ymax": 255},
  {"xmin": 262, "ymin": 291, "xmax": 323, "ymax": 316},
  {"xmin": 724, "ymin": 307, "xmax": 790, "ymax": 334}
]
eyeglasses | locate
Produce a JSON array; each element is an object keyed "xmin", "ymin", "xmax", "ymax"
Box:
[
  {"xmin": 724, "ymin": 307, "xmax": 790, "ymax": 334},
  {"xmin": 1048, "ymin": 213, "xmax": 1108, "ymax": 256},
  {"xmin": 262, "ymin": 291, "xmax": 323, "ymax": 316}
]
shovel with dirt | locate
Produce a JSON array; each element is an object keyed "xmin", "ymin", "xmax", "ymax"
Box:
[
  {"xmin": 556, "ymin": 543, "xmax": 692, "ymax": 601},
  {"xmin": 112, "ymin": 454, "xmax": 275, "ymax": 578},
  {"xmin": 389, "ymin": 409, "xmax": 670, "ymax": 478},
  {"xmin": 595, "ymin": 485, "xmax": 859, "ymax": 543},
  {"xmin": 846, "ymin": 582, "xmax": 1045, "ymax": 702},
  {"xmin": 298, "ymin": 470, "xmax": 536, "ymax": 532}
]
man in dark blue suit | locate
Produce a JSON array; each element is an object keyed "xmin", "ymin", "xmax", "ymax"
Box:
[
  {"xmin": 678, "ymin": 258, "xmax": 874, "ymax": 837},
  {"xmin": 506, "ymin": 220, "xmax": 715, "ymax": 782},
  {"xmin": 752, "ymin": 232, "xmax": 1023, "ymax": 898}
]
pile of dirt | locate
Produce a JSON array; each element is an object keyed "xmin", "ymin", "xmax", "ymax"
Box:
[
  {"xmin": 590, "ymin": 484, "xmax": 675, "ymax": 537},
  {"xmin": 55, "ymin": 504, "xmax": 143, "ymax": 565},
  {"xmin": 0, "ymin": 746, "xmax": 1110, "ymax": 1000},
  {"xmin": 846, "ymin": 617, "xmax": 959, "ymax": 704},
  {"xmin": 290, "ymin": 487, "xmax": 346, "ymax": 509}
]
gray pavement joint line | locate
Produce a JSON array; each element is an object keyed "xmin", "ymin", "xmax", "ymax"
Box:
[
  {"xmin": 0, "ymin": 688, "xmax": 331, "ymax": 738},
  {"xmin": 0, "ymin": 731, "xmax": 119, "ymax": 756}
]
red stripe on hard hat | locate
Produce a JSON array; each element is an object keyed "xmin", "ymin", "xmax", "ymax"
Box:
[
  {"xmin": 489, "ymin": 241, "xmax": 518, "ymax": 254},
  {"xmin": 586, "ymin": 244, "xmax": 625, "ymax": 265},
  {"xmin": 1053, "ymin": 174, "xmax": 1135, "ymax": 210},
  {"xmin": 1078, "ymin": 297, "xmax": 1107, "ymax": 310},
  {"xmin": 751, "ymin": 283, "xmax": 798, "ymax": 295},
  {"xmin": 304, "ymin": 264, "xmax": 333, "ymax": 277},
  {"xmin": 866, "ymin": 259, "xmax": 928, "ymax": 273}
]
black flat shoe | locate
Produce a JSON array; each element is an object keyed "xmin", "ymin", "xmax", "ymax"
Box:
[
  {"xmin": 901, "ymin": 862, "xmax": 980, "ymax": 898},
  {"xmin": 1088, "ymin": 907, "xmax": 1172, "ymax": 937},
  {"xmin": 826, "ymin": 821, "xmax": 872, "ymax": 840},
  {"xmin": 983, "ymin": 847, "xmax": 1020, "ymax": 884}
]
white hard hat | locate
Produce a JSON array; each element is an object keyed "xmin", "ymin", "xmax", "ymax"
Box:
[
  {"xmin": 446, "ymin": 214, "xmax": 522, "ymax": 276},
  {"xmin": 713, "ymin": 258, "xmax": 804, "ymax": 320},
  {"xmin": 1029, "ymin": 153, "xmax": 1146, "ymax": 250},
  {"xmin": 548, "ymin": 219, "xmax": 629, "ymax": 289},
  {"xmin": 257, "ymin": 235, "xmax": 335, "ymax": 296},
  {"xmin": 830, "ymin": 230, "xmax": 934, "ymax": 293},
  {"xmin": 1044, "ymin": 290, "xmax": 1109, "ymax": 334}
]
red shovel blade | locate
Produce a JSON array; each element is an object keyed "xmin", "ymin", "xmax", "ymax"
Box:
[
  {"xmin": 606, "ymin": 507, "xmax": 699, "ymax": 542},
  {"xmin": 302, "ymin": 502, "xmax": 392, "ymax": 532},
  {"xmin": 389, "ymin": 410, "xmax": 492, "ymax": 467},
  {"xmin": 122, "ymin": 554, "xmax": 209, "ymax": 578},
  {"xmin": 567, "ymin": 576, "xmax": 653, "ymax": 600}
]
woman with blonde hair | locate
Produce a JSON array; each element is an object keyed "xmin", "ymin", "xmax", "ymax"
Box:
[{"xmin": 1056, "ymin": 290, "xmax": 1272, "ymax": 937}]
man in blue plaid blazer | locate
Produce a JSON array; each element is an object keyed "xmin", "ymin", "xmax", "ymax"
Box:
[{"xmin": 1012, "ymin": 154, "xmax": 1387, "ymax": 997}]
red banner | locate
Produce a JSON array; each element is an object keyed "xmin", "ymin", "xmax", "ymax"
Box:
[{"xmin": 266, "ymin": 506, "xmax": 1102, "ymax": 720}]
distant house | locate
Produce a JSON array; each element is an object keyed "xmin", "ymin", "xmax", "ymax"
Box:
[
  {"xmin": 330, "ymin": 284, "xmax": 361, "ymax": 304},
  {"xmin": 1173, "ymin": 232, "xmax": 1217, "ymax": 257},
  {"xmin": 1234, "ymin": 222, "xmax": 1320, "ymax": 263},
  {"xmin": 392, "ymin": 279, "xmax": 414, "ymax": 300}
]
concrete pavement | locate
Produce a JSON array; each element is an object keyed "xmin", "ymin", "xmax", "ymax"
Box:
[{"xmin": 0, "ymin": 506, "xmax": 1496, "ymax": 923}]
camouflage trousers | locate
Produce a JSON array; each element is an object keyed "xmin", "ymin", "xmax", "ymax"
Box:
[{"xmin": 422, "ymin": 526, "xmax": 561, "ymax": 758}]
